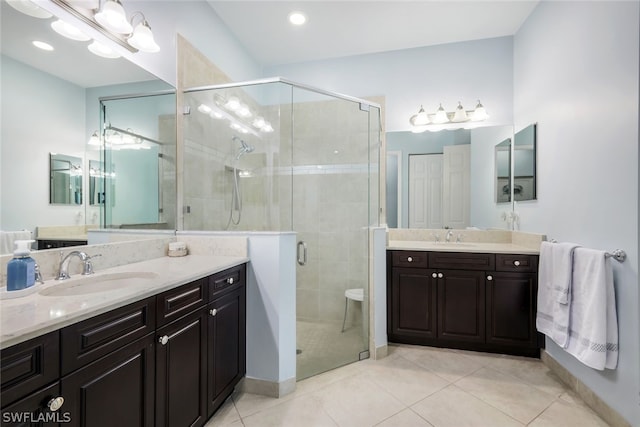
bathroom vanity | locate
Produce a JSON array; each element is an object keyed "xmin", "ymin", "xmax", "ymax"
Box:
[
  {"xmin": 387, "ymin": 235, "xmax": 543, "ymax": 357},
  {"xmin": 0, "ymin": 257, "xmax": 247, "ymax": 426}
]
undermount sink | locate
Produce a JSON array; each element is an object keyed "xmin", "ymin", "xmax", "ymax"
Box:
[
  {"xmin": 433, "ymin": 242, "xmax": 477, "ymax": 248},
  {"xmin": 39, "ymin": 272, "xmax": 158, "ymax": 297}
]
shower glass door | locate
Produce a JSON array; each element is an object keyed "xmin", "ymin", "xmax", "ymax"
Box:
[{"xmin": 292, "ymin": 88, "xmax": 373, "ymax": 380}]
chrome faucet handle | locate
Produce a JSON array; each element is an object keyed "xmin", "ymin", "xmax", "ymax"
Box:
[
  {"xmin": 82, "ymin": 254, "xmax": 102, "ymax": 275},
  {"xmin": 445, "ymin": 230, "xmax": 454, "ymax": 242},
  {"xmin": 34, "ymin": 263, "xmax": 44, "ymax": 285},
  {"xmin": 456, "ymin": 234, "xmax": 463, "ymax": 243},
  {"xmin": 431, "ymin": 233, "xmax": 440, "ymax": 243}
]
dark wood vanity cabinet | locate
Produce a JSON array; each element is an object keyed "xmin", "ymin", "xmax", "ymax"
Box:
[
  {"xmin": 1, "ymin": 264, "xmax": 247, "ymax": 427},
  {"xmin": 387, "ymin": 250, "xmax": 540, "ymax": 357}
]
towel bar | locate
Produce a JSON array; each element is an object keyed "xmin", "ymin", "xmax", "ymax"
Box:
[{"xmin": 548, "ymin": 240, "xmax": 626, "ymax": 263}]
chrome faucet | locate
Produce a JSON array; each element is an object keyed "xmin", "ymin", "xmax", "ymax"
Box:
[
  {"xmin": 56, "ymin": 251, "xmax": 100, "ymax": 280},
  {"xmin": 445, "ymin": 230, "xmax": 454, "ymax": 243}
]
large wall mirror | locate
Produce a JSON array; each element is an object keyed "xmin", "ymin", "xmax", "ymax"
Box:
[
  {"xmin": 0, "ymin": 0, "xmax": 175, "ymax": 254},
  {"xmin": 386, "ymin": 125, "xmax": 514, "ymax": 230}
]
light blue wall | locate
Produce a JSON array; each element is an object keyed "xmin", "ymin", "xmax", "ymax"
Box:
[
  {"xmin": 514, "ymin": 2, "xmax": 639, "ymax": 424},
  {"xmin": 1, "ymin": 55, "xmax": 86, "ymax": 234},
  {"xmin": 265, "ymin": 36, "xmax": 514, "ymax": 132}
]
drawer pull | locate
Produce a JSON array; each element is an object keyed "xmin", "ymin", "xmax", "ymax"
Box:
[
  {"xmin": 407, "ymin": 257, "xmax": 413, "ymax": 262},
  {"xmin": 158, "ymin": 335, "xmax": 169, "ymax": 345},
  {"xmin": 210, "ymin": 308, "xmax": 218, "ymax": 317},
  {"xmin": 437, "ymin": 273, "xmax": 443, "ymax": 279},
  {"xmin": 487, "ymin": 275, "xmax": 493, "ymax": 281},
  {"xmin": 432, "ymin": 272, "xmax": 437, "ymax": 278},
  {"xmin": 48, "ymin": 397, "xmax": 65, "ymax": 412},
  {"xmin": 513, "ymin": 260, "xmax": 521, "ymax": 266},
  {"xmin": 227, "ymin": 277, "xmax": 234, "ymax": 284}
]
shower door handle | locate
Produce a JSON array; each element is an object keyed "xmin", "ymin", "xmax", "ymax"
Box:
[{"xmin": 297, "ymin": 241, "xmax": 307, "ymax": 266}]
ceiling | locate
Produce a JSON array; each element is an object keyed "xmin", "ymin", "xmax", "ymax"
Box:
[{"xmin": 207, "ymin": 1, "xmax": 539, "ymax": 67}]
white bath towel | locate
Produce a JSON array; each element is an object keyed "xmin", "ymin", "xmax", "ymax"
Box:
[
  {"xmin": 564, "ymin": 248, "xmax": 618, "ymax": 370},
  {"xmin": 536, "ymin": 241, "xmax": 555, "ymax": 338},
  {"xmin": 550, "ymin": 242, "xmax": 581, "ymax": 348},
  {"xmin": 0, "ymin": 230, "xmax": 32, "ymax": 254}
]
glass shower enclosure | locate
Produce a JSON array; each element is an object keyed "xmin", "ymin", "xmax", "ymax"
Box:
[{"xmin": 182, "ymin": 78, "xmax": 380, "ymax": 380}]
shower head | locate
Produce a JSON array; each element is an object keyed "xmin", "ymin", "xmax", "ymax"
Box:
[{"xmin": 232, "ymin": 136, "xmax": 255, "ymax": 159}]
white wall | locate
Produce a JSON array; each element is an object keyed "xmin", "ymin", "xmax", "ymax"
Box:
[
  {"xmin": 514, "ymin": 2, "xmax": 639, "ymax": 424},
  {"xmin": 265, "ymin": 36, "xmax": 514, "ymax": 132},
  {"xmin": 1, "ymin": 56, "xmax": 86, "ymax": 235}
]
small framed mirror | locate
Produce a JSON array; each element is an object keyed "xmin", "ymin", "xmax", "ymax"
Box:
[
  {"xmin": 49, "ymin": 153, "xmax": 83, "ymax": 205},
  {"xmin": 495, "ymin": 138, "xmax": 511, "ymax": 203},
  {"xmin": 513, "ymin": 123, "xmax": 537, "ymax": 201}
]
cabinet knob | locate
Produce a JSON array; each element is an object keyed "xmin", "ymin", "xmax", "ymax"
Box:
[
  {"xmin": 432, "ymin": 272, "xmax": 437, "ymax": 278},
  {"xmin": 407, "ymin": 257, "xmax": 413, "ymax": 262},
  {"xmin": 158, "ymin": 335, "xmax": 169, "ymax": 345},
  {"xmin": 227, "ymin": 277, "xmax": 234, "ymax": 284},
  {"xmin": 210, "ymin": 308, "xmax": 218, "ymax": 316},
  {"xmin": 47, "ymin": 397, "xmax": 65, "ymax": 412},
  {"xmin": 487, "ymin": 275, "xmax": 493, "ymax": 281},
  {"xmin": 513, "ymin": 260, "xmax": 521, "ymax": 266},
  {"xmin": 437, "ymin": 273, "xmax": 443, "ymax": 279}
]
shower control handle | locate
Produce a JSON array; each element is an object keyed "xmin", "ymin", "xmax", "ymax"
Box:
[{"xmin": 297, "ymin": 241, "xmax": 308, "ymax": 266}]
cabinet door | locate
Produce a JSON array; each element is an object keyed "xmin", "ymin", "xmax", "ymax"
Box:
[
  {"xmin": 207, "ymin": 287, "xmax": 246, "ymax": 417},
  {"xmin": 437, "ymin": 269, "xmax": 485, "ymax": 343},
  {"xmin": 61, "ymin": 335, "xmax": 155, "ymax": 427},
  {"xmin": 156, "ymin": 308, "xmax": 207, "ymax": 427},
  {"xmin": 389, "ymin": 267, "xmax": 437, "ymax": 342},
  {"xmin": 0, "ymin": 382, "xmax": 64, "ymax": 426},
  {"xmin": 486, "ymin": 272, "xmax": 537, "ymax": 348}
]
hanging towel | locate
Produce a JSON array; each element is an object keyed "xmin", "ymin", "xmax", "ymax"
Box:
[
  {"xmin": 536, "ymin": 241, "xmax": 555, "ymax": 338},
  {"xmin": 0, "ymin": 230, "xmax": 31, "ymax": 254},
  {"xmin": 564, "ymin": 248, "xmax": 618, "ymax": 370},
  {"xmin": 550, "ymin": 242, "xmax": 581, "ymax": 348}
]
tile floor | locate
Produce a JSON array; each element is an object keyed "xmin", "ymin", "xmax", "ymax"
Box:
[{"xmin": 205, "ymin": 344, "xmax": 610, "ymax": 427}]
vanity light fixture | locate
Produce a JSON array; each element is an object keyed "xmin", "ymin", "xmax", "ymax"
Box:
[
  {"xmin": 409, "ymin": 100, "xmax": 489, "ymax": 132},
  {"xmin": 87, "ymin": 131, "xmax": 101, "ymax": 146},
  {"xmin": 94, "ymin": 0, "xmax": 131, "ymax": 34},
  {"xmin": 126, "ymin": 12, "xmax": 160, "ymax": 53},
  {"xmin": 51, "ymin": 19, "xmax": 91, "ymax": 41}
]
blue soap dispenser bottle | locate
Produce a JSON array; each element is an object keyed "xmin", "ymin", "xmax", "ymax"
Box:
[{"xmin": 7, "ymin": 240, "xmax": 36, "ymax": 291}]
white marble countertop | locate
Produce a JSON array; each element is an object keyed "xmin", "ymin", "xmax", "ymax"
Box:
[
  {"xmin": 0, "ymin": 254, "xmax": 249, "ymax": 349},
  {"xmin": 387, "ymin": 240, "xmax": 540, "ymax": 254}
]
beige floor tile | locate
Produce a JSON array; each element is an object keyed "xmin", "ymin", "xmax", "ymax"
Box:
[
  {"xmin": 484, "ymin": 355, "xmax": 567, "ymax": 397},
  {"xmin": 362, "ymin": 353, "xmax": 449, "ymax": 405},
  {"xmin": 397, "ymin": 345, "xmax": 485, "ymax": 382},
  {"xmin": 375, "ymin": 409, "xmax": 434, "ymax": 427},
  {"xmin": 455, "ymin": 367, "xmax": 556, "ymax": 424},
  {"xmin": 242, "ymin": 394, "xmax": 338, "ymax": 427},
  {"xmin": 411, "ymin": 384, "xmax": 523, "ymax": 427},
  {"xmin": 451, "ymin": 349, "xmax": 507, "ymax": 367},
  {"xmin": 311, "ymin": 372, "xmax": 406, "ymax": 427},
  {"xmin": 204, "ymin": 397, "xmax": 241, "ymax": 426},
  {"xmin": 529, "ymin": 400, "xmax": 610, "ymax": 427},
  {"xmin": 233, "ymin": 391, "xmax": 294, "ymax": 418},
  {"xmin": 295, "ymin": 360, "xmax": 364, "ymax": 396}
]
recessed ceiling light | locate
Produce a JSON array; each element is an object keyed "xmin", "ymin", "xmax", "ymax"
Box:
[
  {"xmin": 32, "ymin": 40, "xmax": 54, "ymax": 51},
  {"xmin": 288, "ymin": 11, "xmax": 306, "ymax": 26}
]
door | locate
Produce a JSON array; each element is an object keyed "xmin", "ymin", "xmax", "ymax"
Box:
[
  {"xmin": 207, "ymin": 287, "xmax": 246, "ymax": 417},
  {"xmin": 409, "ymin": 154, "xmax": 443, "ymax": 229},
  {"xmin": 156, "ymin": 309, "xmax": 207, "ymax": 427},
  {"xmin": 292, "ymin": 90, "xmax": 374, "ymax": 380},
  {"xmin": 390, "ymin": 267, "xmax": 437, "ymax": 342},
  {"xmin": 62, "ymin": 335, "xmax": 155, "ymax": 427},
  {"xmin": 442, "ymin": 144, "xmax": 470, "ymax": 229},
  {"xmin": 437, "ymin": 269, "xmax": 485, "ymax": 343}
]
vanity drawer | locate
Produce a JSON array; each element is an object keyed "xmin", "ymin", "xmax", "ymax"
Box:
[
  {"xmin": 495, "ymin": 254, "xmax": 538, "ymax": 273},
  {"xmin": 157, "ymin": 278, "xmax": 207, "ymax": 327},
  {"xmin": 391, "ymin": 251, "xmax": 429, "ymax": 268},
  {"xmin": 1, "ymin": 331, "xmax": 60, "ymax": 408},
  {"xmin": 428, "ymin": 252, "xmax": 495, "ymax": 271},
  {"xmin": 209, "ymin": 264, "xmax": 246, "ymax": 299},
  {"xmin": 61, "ymin": 297, "xmax": 155, "ymax": 375}
]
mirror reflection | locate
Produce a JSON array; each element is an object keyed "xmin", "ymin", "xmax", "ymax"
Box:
[
  {"xmin": 513, "ymin": 123, "xmax": 537, "ymax": 201},
  {"xmin": 495, "ymin": 138, "xmax": 511, "ymax": 203},
  {"xmin": 386, "ymin": 125, "xmax": 514, "ymax": 230},
  {"xmin": 49, "ymin": 153, "xmax": 83, "ymax": 205}
]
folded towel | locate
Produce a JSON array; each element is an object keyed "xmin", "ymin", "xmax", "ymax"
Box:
[
  {"xmin": 536, "ymin": 241, "xmax": 555, "ymax": 338},
  {"xmin": 550, "ymin": 242, "xmax": 581, "ymax": 348},
  {"xmin": 564, "ymin": 248, "xmax": 618, "ymax": 370}
]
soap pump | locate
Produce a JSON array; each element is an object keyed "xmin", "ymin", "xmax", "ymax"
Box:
[{"xmin": 7, "ymin": 240, "xmax": 36, "ymax": 291}]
